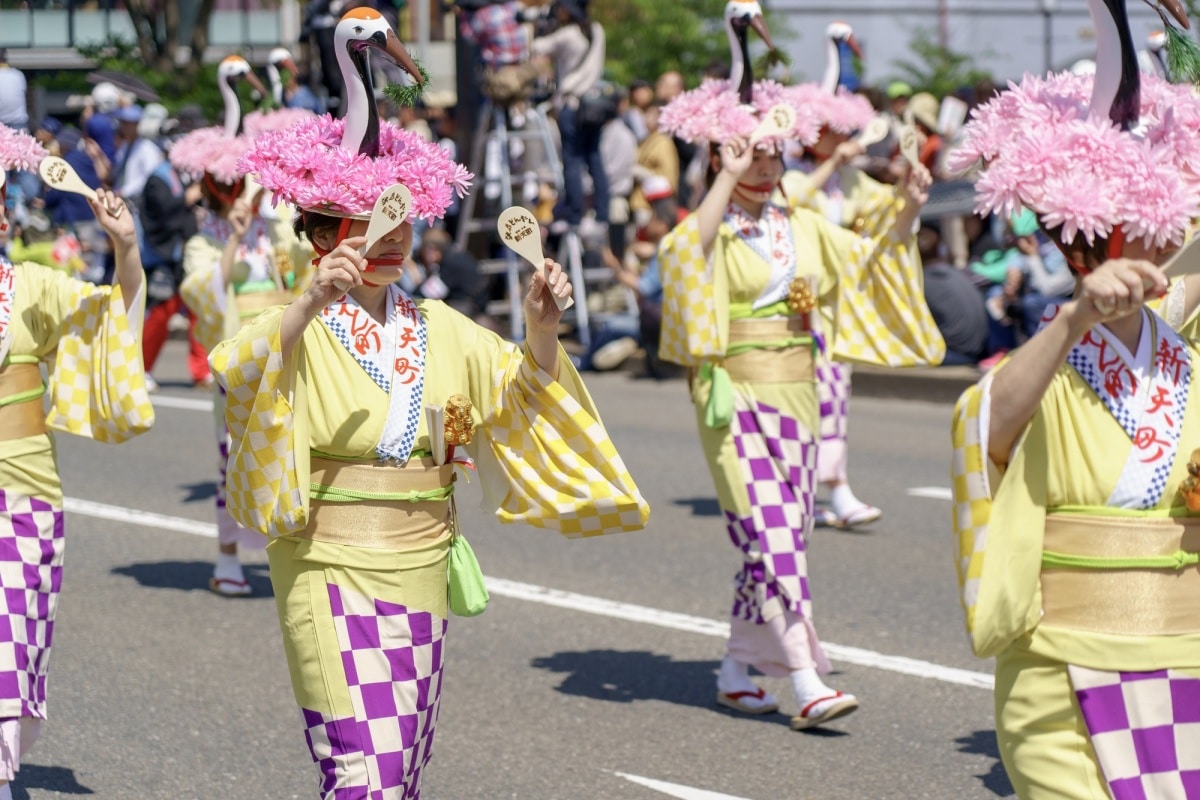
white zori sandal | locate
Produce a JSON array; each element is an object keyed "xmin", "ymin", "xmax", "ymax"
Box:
[{"xmin": 790, "ymin": 691, "xmax": 859, "ymax": 730}]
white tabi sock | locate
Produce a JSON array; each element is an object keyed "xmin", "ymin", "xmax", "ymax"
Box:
[
  {"xmin": 716, "ymin": 655, "xmax": 757, "ymax": 695},
  {"xmin": 829, "ymin": 483, "xmax": 863, "ymax": 519},
  {"xmin": 789, "ymin": 667, "xmax": 835, "ymax": 705},
  {"xmin": 214, "ymin": 552, "xmax": 244, "ymax": 583}
]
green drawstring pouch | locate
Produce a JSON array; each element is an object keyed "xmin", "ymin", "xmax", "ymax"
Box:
[
  {"xmin": 702, "ymin": 363, "xmax": 734, "ymax": 429},
  {"xmin": 446, "ymin": 497, "xmax": 488, "ymax": 616},
  {"xmin": 448, "ymin": 533, "xmax": 489, "ymax": 616}
]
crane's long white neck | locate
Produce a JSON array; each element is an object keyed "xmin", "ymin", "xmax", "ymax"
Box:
[
  {"xmin": 267, "ymin": 64, "xmax": 284, "ymax": 106},
  {"xmin": 821, "ymin": 37, "xmax": 839, "ymax": 94},
  {"xmin": 220, "ymin": 78, "xmax": 241, "ymax": 137},
  {"xmin": 1088, "ymin": 0, "xmax": 1140, "ymax": 129},
  {"xmin": 336, "ymin": 39, "xmax": 380, "ymax": 156}
]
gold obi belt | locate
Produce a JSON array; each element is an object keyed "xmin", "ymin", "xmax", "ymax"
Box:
[
  {"xmin": 235, "ymin": 289, "xmax": 293, "ymax": 324},
  {"xmin": 300, "ymin": 455, "xmax": 457, "ymax": 550},
  {"xmin": 0, "ymin": 363, "xmax": 46, "ymax": 441},
  {"xmin": 1041, "ymin": 513, "xmax": 1200, "ymax": 636},
  {"xmin": 724, "ymin": 316, "xmax": 813, "ymax": 383}
]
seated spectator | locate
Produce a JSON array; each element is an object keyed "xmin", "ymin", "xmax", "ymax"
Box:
[
  {"xmin": 919, "ymin": 222, "xmax": 988, "ymax": 366},
  {"xmin": 1006, "ymin": 208, "xmax": 1075, "ymax": 339}
]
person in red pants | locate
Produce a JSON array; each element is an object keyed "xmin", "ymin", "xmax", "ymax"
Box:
[{"xmin": 137, "ymin": 158, "xmax": 212, "ymax": 390}]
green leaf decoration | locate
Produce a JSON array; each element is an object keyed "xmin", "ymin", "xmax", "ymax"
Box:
[
  {"xmin": 382, "ymin": 61, "xmax": 432, "ymax": 108},
  {"xmin": 752, "ymin": 47, "xmax": 792, "ymax": 77},
  {"xmin": 1164, "ymin": 20, "xmax": 1200, "ymax": 85}
]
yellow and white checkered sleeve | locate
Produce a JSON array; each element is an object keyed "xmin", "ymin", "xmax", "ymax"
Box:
[
  {"xmin": 46, "ymin": 281, "xmax": 155, "ymax": 443},
  {"xmin": 658, "ymin": 217, "xmax": 722, "ymax": 367},
  {"xmin": 484, "ymin": 354, "xmax": 650, "ymax": 538},
  {"xmin": 210, "ymin": 313, "xmax": 306, "ymax": 537},
  {"xmin": 950, "ymin": 376, "xmax": 994, "ymax": 635},
  {"xmin": 180, "ymin": 264, "xmax": 228, "ymax": 355},
  {"xmin": 829, "ymin": 230, "xmax": 946, "ymax": 367}
]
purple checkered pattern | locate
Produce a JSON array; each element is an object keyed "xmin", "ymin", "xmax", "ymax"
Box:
[
  {"xmin": 1070, "ymin": 665, "xmax": 1200, "ymax": 800},
  {"xmin": 725, "ymin": 399, "xmax": 817, "ymax": 624},
  {"xmin": 816, "ymin": 361, "xmax": 851, "ymax": 443},
  {"xmin": 0, "ymin": 488, "xmax": 65, "ymax": 720},
  {"xmin": 302, "ymin": 583, "xmax": 448, "ymax": 800}
]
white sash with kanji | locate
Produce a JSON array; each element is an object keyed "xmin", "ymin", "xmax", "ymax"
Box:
[
  {"xmin": 0, "ymin": 257, "xmax": 15, "ymax": 365},
  {"xmin": 1062, "ymin": 310, "xmax": 1190, "ymax": 509},
  {"xmin": 319, "ymin": 284, "xmax": 427, "ymax": 462}
]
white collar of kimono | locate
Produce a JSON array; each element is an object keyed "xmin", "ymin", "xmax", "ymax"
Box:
[
  {"xmin": 725, "ymin": 202, "xmax": 796, "ymax": 310},
  {"xmin": 318, "ymin": 283, "xmax": 427, "ymax": 463},
  {"xmin": 1047, "ymin": 306, "xmax": 1191, "ymax": 509},
  {"xmin": 0, "ymin": 256, "xmax": 13, "ymax": 365}
]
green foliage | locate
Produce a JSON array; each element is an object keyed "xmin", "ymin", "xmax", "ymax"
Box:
[
  {"xmin": 73, "ymin": 37, "xmax": 264, "ymax": 120},
  {"xmin": 1165, "ymin": 22, "xmax": 1200, "ymax": 85},
  {"xmin": 592, "ymin": 0, "xmax": 793, "ymax": 88},
  {"xmin": 889, "ymin": 28, "xmax": 995, "ymax": 97},
  {"xmin": 382, "ymin": 61, "xmax": 432, "ymax": 108}
]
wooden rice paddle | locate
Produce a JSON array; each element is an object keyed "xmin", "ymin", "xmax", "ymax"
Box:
[
  {"xmin": 358, "ymin": 184, "xmax": 413, "ymax": 259},
  {"xmin": 748, "ymin": 104, "xmax": 797, "ymax": 146},
  {"xmin": 497, "ymin": 205, "xmax": 573, "ymax": 311},
  {"xmin": 38, "ymin": 156, "xmax": 124, "ymax": 218},
  {"xmin": 1163, "ymin": 232, "xmax": 1200, "ymax": 277},
  {"xmin": 854, "ymin": 117, "xmax": 890, "ymax": 148},
  {"xmin": 898, "ymin": 124, "xmax": 920, "ymax": 169}
]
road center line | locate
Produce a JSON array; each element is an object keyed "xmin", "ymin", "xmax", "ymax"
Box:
[
  {"xmin": 152, "ymin": 394, "xmax": 215, "ymax": 412},
  {"xmin": 64, "ymin": 497, "xmax": 994, "ymax": 691},
  {"xmin": 613, "ymin": 772, "xmax": 752, "ymax": 800},
  {"xmin": 907, "ymin": 486, "xmax": 953, "ymax": 501}
]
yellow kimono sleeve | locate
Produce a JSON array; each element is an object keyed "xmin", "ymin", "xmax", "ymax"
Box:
[
  {"xmin": 210, "ymin": 307, "xmax": 308, "ymax": 537},
  {"xmin": 816, "ymin": 217, "xmax": 946, "ymax": 366},
  {"xmin": 657, "ymin": 213, "xmax": 728, "ymax": 366},
  {"xmin": 468, "ymin": 342, "xmax": 650, "ymax": 537},
  {"xmin": 949, "ymin": 360, "xmax": 1047, "ymax": 658},
  {"xmin": 180, "ymin": 232, "xmax": 229, "ymax": 354},
  {"xmin": 36, "ymin": 266, "xmax": 155, "ymax": 443},
  {"xmin": 265, "ymin": 208, "xmax": 316, "ymax": 297}
]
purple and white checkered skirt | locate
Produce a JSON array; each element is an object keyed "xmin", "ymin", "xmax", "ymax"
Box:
[
  {"xmin": 1070, "ymin": 665, "xmax": 1200, "ymax": 799},
  {"xmin": 816, "ymin": 361, "xmax": 851, "ymax": 443},
  {"xmin": 0, "ymin": 488, "xmax": 64, "ymax": 721},
  {"xmin": 302, "ymin": 582, "xmax": 447, "ymax": 800},
  {"xmin": 725, "ymin": 398, "xmax": 818, "ymax": 625}
]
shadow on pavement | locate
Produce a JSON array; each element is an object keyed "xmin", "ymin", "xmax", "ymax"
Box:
[
  {"xmin": 10, "ymin": 764, "xmax": 94, "ymax": 796},
  {"xmin": 955, "ymin": 729, "xmax": 1015, "ymax": 797},
  {"xmin": 671, "ymin": 497, "xmax": 722, "ymax": 517},
  {"xmin": 530, "ymin": 649, "xmax": 818, "ymax": 731},
  {"xmin": 179, "ymin": 480, "xmax": 217, "ymax": 503},
  {"xmin": 111, "ymin": 560, "xmax": 273, "ymax": 597}
]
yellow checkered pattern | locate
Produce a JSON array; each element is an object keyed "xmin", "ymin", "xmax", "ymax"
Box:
[
  {"xmin": 485, "ymin": 356, "xmax": 650, "ymax": 537},
  {"xmin": 658, "ymin": 217, "xmax": 722, "ymax": 367},
  {"xmin": 830, "ymin": 232, "xmax": 946, "ymax": 366},
  {"xmin": 950, "ymin": 374, "xmax": 993, "ymax": 635},
  {"xmin": 180, "ymin": 267, "xmax": 227, "ymax": 355},
  {"xmin": 212, "ymin": 324, "xmax": 306, "ymax": 536},
  {"xmin": 46, "ymin": 282, "xmax": 155, "ymax": 443}
]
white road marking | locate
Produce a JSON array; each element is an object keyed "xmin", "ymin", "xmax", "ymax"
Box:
[
  {"xmin": 614, "ymin": 772, "xmax": 752, "ymax": 800},
  {"xmin": 64, "ymin": 497, "xmax": 216, "ymax": 538},
  {"xmin": 907, "ymin": 486, "xmax": 953, "ymax": 501},
  {"xmin": 152, "ymin": 394, "xmax": 214, "ymax": 412},
  {"xmin": 64, "ymin": 498, "xmax": 994, "ymax": 690}
]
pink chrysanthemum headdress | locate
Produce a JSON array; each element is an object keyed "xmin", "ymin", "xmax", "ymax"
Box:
[
  {"xmin": 237, "ymin": 114, "xmax": 472, "ymax": 221},
  {"xmin": 783, "ymin": 83, "xmax": 875, "ymax": 136},
  {"xmin": 659, "ymin": 78, "xmax": 821, "ymax": 149},
  {"xmin": 948, "ymin": 70, "xmax": 1200, "ymax": 250},
  {"xmin": 0, "ymin": 126, "xmax": 47, "ymax": 174},
  {"xmin": 169, "ymin": 127, "xmax": 254, "ymax": 186},
  {"xmin": 242, "ymin": 107, "xmax": 316, "ymax": 138}
]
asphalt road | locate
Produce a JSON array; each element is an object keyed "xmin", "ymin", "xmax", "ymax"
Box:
[{"xmin": 13, "ymin": 341, "xmax": 1009, "ymax": 800}]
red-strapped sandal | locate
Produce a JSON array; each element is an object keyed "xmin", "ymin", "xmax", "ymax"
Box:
[
  {"xmin": 209, "ymin": 576, "xmax": 252, "ymax": 597},
  {"xmin": 790, "ymin": 691, "xmax": 859, "ymax": 730},
  {"xmin": 716, "ymin": 688, "xmax": 780, "ymax": 715}
]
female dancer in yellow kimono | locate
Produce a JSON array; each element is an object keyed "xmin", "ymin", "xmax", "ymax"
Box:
[
  {"xmin": 657, "ymin": 60, "xmax": 945, "ymax": 727},
  {"xmin": 213, "ymin": 8, "xmax": 649, "ymax": 797},
  {"xmin": 779, "ymin": 83, "xmax": 907, "ymax": 530},
  {"xmin": 0, "ymin": 127, "xmax": 154, "ymax": 799},
  {"xmin": 948, "ymin": 0, "xmax": 1200, "ymax": 794},
  {"xmin": 169, "ymin": 125, "xmax": 313, "ymax": 596}
]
